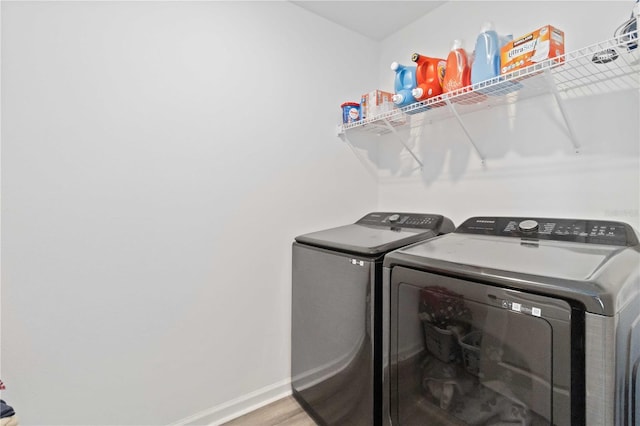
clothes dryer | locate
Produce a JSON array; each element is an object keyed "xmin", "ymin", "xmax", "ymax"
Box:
[
  {"xmin": 292, "ymin": 212, "xmax": 454, "ymax": 426},
  {"xmin": 383, "ymin": 216, "xmax": 640, "ymax": 426}
]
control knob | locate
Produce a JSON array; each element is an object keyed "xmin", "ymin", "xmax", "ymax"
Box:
[
  {"xmin": 388, "ymin": 214, "xmax": 400, "ymax": 223},
  {"xmin": 519, "ymin": 220, "xmax": 539, "ymax": 233}
]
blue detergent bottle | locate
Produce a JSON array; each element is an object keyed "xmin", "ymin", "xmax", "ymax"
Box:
[
  {"xmin": 471, "ymin": 22, "xmax": 509, "ymax": 85},
  {"xmin": 391, "ymin": 61, "xmax": 418, "ymax": 108}
]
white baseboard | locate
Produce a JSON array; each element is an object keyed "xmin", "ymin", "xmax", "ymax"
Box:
[
  {"xmin": 167, "ymin": 342, "xmax": 422, "ymax": 426},
  {"xmin": 168, "ymin": 378, "xmax": 292, "ymax": 426},
  {"xmin": 291, "ymin": 334, "xmax": 365, "ymax": 392}
]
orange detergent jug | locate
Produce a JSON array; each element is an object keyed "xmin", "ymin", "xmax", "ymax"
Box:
[
  {"xmin": 410, "ymin": 53, "xmax": 446, "ymax": 101},
  {"xmin": 442, "ymin": 40, "xmax": 471, "ymax": 93}
]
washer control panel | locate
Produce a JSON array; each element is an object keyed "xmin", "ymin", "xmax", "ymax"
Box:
[
  {"xmin": 356, "ymin": 212, "xmax": 443, "ymax": 230},
  {"xmin": 457, "ymin": 216, "xmax": 638, "ymax": 246}
]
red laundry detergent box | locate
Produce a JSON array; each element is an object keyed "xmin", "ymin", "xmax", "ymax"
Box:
[{"xmin": 500, "ymin": 25, "xmax": 565, "ymax": 74}]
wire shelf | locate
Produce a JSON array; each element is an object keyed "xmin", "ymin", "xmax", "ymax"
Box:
[{"xmin": 339, "ymin": 31, "xmax": 639, "ymax": 137}]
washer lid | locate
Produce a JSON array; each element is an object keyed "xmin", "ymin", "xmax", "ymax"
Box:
[
  {"xmin": 384, "ymin": 216, "xmax": 640, "ymax": 315},
  {"xmin": 295, "ymin": 212, "xmax": 454, "ymax": 256}
]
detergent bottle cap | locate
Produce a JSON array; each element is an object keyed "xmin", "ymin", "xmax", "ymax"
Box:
[
  {"xmin": 392, "ymin": 93, "xmax": 404, "ymax": 104},
  {"xmin": 412, "ymin": 87, "xmax": 424, "ymax": 98},
  {"xmin": 390, "ymin": 61, "xmax": 400, "ymax": 71},
  {"xmin": 451, "ymin": 39, "xmax": 463, "ymax": 50},
  {"xmin": 480, "ymin": 21, "xmax": 494, "ymax": 33}
]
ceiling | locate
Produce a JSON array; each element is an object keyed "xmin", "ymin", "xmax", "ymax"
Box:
[{"xmin": 290, "ymin": 1, "xmax": 447, "ymax": 41}]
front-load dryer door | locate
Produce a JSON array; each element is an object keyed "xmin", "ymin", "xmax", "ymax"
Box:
[
  {"xmin": 390, "ymin": 266, "xmax": 576, "ymax": 426},
  {"xmin": 292, "ymin": 243, "xmax": 378, "ymax": 426}
]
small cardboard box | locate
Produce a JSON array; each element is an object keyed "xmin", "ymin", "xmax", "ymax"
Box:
[
  {"xmin": 500, "ymin": 25, "xmax": 565, "ymax": 74},
  {"xmin": 360, "ymin": 90, "xmax": 395, "ymax": 120}
]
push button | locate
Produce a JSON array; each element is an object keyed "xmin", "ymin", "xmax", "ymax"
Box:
[
  {"xmin": 388, "ymin": 214, "xmax": 400, "ymax": 223},
  {"xmin": 519, "ymin": 220, "xmax": 539, "ymax": 232}
]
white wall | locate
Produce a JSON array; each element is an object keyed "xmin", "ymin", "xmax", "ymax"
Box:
[
  {"xmin": 0, "ymin": 2, "xmax": 379, "ymax": 425},
  {"xmin": 374, "ymin": 1, "xmax": 640, "ymax": 230},
  {"xmin": 2, "ymin": 1, "xmax": 638, "ymax": 425}
]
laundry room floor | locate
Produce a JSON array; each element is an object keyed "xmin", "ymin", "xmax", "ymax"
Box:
[{"xmin": 222, "ymin": 396, "xmax": 316, "ymax": 426}]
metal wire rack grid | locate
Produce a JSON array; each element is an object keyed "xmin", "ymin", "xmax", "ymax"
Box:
[{"xmin": 339, "ymin": 31, "xmax": 639, "ymax": 136}]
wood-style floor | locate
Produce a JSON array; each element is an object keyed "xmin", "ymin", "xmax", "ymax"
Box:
[{"xmin": 222, "ymin": 396, "xmax": 316, "ymax": 426}]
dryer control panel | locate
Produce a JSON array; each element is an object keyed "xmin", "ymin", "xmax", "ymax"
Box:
[
  {"xmin": 356, "ymin": 212, "xmax": 446, "ymax": 230},
  {"xmin": 457, "ymin": 216, "xmax": 639, "ymax": 246}
]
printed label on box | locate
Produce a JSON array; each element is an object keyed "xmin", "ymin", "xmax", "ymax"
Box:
[{"xmin": 500, "ymin": 25, "xmax": 564, "ymax": 74}]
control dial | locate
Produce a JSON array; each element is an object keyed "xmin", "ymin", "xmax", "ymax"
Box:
[
  {"xmin": 519, "ymin": 220, "xmax": 539, "ymax": 232},
  {"xmin": 388, "ymin": 214, "xmax": 400, "ymax": 223}
]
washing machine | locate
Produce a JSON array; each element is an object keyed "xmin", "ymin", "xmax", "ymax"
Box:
[
  {"xmin": 291, "ymin": 212, "xmax": 455, "ymax": 426},
  {"xmin": 383, "ymin": 216, "xmax": 640, "ymax": 426}
]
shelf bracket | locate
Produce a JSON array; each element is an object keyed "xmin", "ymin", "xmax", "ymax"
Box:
[
  {"xmin": 443, "ymin": 96, "xmax": 486, "ymax": 163},
  {"xmin": 337, "ymin": 126, "xmax": 380, "ymax": 179},
  {"xmin": 543, "ymin": 69, "xmax": 580, "ymax": 153},
  {"xmin": 380, "ymin": 117, "xmax": 424, "ymax": 170}
]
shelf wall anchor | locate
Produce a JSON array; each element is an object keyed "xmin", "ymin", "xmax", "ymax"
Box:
[
  {"xmin": 443, "ymin": 96, "xmax": 486, "ymax": 163},
  {"xmin": 543, "ymin": 69, "xmax": 581, "ymax": 153},
  {"xmin": 338, "ymin": 130, "xmax": 380, "ymax": 179},
  {"xmin": 381, "ymin": 117, "xmax": 424, "ymax": 169}
]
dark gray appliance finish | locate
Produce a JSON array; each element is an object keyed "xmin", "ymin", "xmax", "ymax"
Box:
[
  {"xmin": 383, "ymin": 216, "xmax": 640, "ymax": 426},
  {"xmin": 294, "ymin": 212, "xmax": 452, "ymax": 256},
  {"xmin": 291, "ymin": 212, "xmax": 455, "ymax": 426}
]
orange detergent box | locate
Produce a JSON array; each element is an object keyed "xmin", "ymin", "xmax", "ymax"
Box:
[
  {"xmin": 500, "ymin": 25, "xmax": 565, "ymax": 74},
  {"xmin": 360, "ymin": 90, "xmax": 395, "ymax": 120}
]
